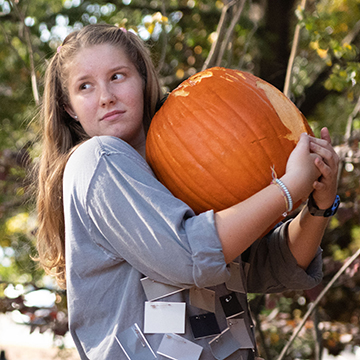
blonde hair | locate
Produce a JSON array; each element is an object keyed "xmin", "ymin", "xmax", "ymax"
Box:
[{"xmin": 36, "ymin": 24, "xmax": 162, "ymax": 288}]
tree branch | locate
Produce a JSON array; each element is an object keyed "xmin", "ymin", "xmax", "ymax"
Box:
[
  {"xmin": 299, "ymin": 18, "xmax": 360, "ymax": 115},
  {"xmin": 202, "ymin": 0, "xmax": 237, "ymax": 70},
  {"xmin": 9, "ymin": 0, "xmax": 40, "ymax": 105},
  {"xmin": 216, "ymin": 0, "xmax": 247, "ymax": 67},
  {"xmin": 344, "ymin": 95, "xmax": 360, "ymax": 142},
  {"xmin": 277, "ymin": 248, "xmax": 360, "ymax": 360},
  {"xmin": 0, "ymin": 21, "xmax": 29, "ymax": 73},
  {"xmin": 283, "ymin": 0, "xmax": 307, "ymax": 98},
  {"xmin": 156, "ymin": 0, "xmax": 168, "ymax": 74}
]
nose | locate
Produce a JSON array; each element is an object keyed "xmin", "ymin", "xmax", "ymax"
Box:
[{"xmin": 99, "ymin": 84, "xmax": 116, "ymax": 107}]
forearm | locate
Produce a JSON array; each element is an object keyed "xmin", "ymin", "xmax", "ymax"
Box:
[
  {"xmin": 215, "ymin": 130, "xmax": 338, "ymax": 266},
  {"xmin": 287, "ymin": 205, "xmax": 329, "ymax": 270},
  {"xmin": 215, "ymin": 173, "xmax": 305, "ymax": 264}
]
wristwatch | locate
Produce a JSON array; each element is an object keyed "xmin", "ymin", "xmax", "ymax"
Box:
[{"xmin": 307, "ymin": 193, "xmax": 340, "ymax": 217}]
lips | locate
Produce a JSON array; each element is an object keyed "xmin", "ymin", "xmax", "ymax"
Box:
[{"xmin": 101, "ymin": 110, "xmax": 125, "ymax": 121}]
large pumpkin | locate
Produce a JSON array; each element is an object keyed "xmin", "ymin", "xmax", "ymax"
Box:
[{"xmin": 146, "ymin": 67, "xmax": 313, "ymax": 216}]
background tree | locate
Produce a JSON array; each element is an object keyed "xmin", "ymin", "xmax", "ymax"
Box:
[{"xmin": 1, "ymin": 0, "xmax": 360, "ymax": 358}]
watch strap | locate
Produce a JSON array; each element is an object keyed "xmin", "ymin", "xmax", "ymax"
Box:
[{"xmin": 307, "ymin": 193, "xmax": 340, "ymax": 217}]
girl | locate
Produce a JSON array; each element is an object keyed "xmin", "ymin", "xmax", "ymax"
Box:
[{"xmin": 36, "ymin": 24, "xmax": 339, "ymax": 359}]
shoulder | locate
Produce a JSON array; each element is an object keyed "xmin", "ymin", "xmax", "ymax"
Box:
[
  {"xmin": 72, "ymin": 136, "xmax": 141, "ymax": 160},
  {"xmin": 64, "ymin": 136, "xmax": 153, "ymax": 186},
  {"xmin": 66, "ymin": 136, "xmax": 145, "ymax": 171}
]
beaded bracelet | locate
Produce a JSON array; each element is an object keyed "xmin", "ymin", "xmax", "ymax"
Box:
[{"xmin": 270, "ymin": 166, "xmax": 293, "ymax": 217}]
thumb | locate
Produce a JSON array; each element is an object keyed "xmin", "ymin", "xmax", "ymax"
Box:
[{"xmin": 296, "ymin": 132, "xmax": 310, "ymax": 151}]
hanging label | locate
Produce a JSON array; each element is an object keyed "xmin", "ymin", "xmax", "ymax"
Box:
[
  {"xmin": 157, "ymin": 333, "xmax": 203, "ymax": 360},
  {"xmin": 225, "ymin": 262, "xmax": 246, "ymax": 294},
  {"xmin": 189, "ymin": 312, "xmax": 221, "ymax": 340},
  {"xmin": 141, "ymin": 277, "xmax": 185, "ymax": 301},
  {"xmin": 219, "ymin": 292, "xmax": 244, "ymax": 319},
  {"xmin": 144, "ymin": 301, "xmax": 186, "ymax": 334},
  {"xmin": 115, "ymin": 323, "xmax": 157, "ymax": 360},
  {"xmin": 208, "ymin": 327, "xmax": 241, "ymax": 360},
  {"xmin": 227, "ymin": 318, "xmax": 254, "ymax": 349},
  {"xmin": 189, "ymin": 287, "xmax": 216, "ymax": 313}
]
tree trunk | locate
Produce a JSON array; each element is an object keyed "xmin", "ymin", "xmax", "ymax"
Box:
[{"xmin": 259, "ymin": 0, "xmax": 297, "ymax": 90}]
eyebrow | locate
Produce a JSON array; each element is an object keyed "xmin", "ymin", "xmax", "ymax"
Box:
[{"xmin": 73, "ymin": 65, "xmax": 132, "ymax": 83}]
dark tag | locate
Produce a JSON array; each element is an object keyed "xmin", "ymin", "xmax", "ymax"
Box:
[
  {"xmin": 220, "ymin": 292, "xmax": 244, "ymax": 319},
  {"xmin": 189, "ymin": 312, "xmax": 221, "ymax": 339}
]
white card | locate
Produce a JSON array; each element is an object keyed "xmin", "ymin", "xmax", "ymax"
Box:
[
  {"xmin": 157, "ymin": 333, "xmax": 203, "ymax": 360},
  {"xmin": 144, "ymin": 302, "xmax": 186, "ymax": 334}
]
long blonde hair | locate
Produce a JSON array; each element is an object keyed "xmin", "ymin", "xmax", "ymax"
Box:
[{"xmin": 36, "ymin": 24, "xmax": 162, "ymax": 288}]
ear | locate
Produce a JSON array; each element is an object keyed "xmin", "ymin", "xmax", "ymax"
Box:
[{"xmin": 64, "ymin": 104, "xmax": 78, "ymax": 120}]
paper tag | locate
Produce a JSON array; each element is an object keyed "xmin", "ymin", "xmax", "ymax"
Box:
[
  {"xmin": 189, "ymin": 287, "xmax": 216, "ymax": 313},
  {"xmin": 209, "ymin": 327, "xmax": 241, "ymax": 360},
  {"xmin": 227, "ymin": 318, "xmax": 254, "ymax": 349},
  {"xmin": 115, "ymin": 323, "xmax": 157, "ymax": 360},
  {"xmin": 225, "ymin": 262, "xmax": 246, "ymax": 294},
  {"xmin": 219, "ymin": 292, "xmax": 244, "ymax": 319},
  {"xmin": 157, "ymin": 333, "xmax": 203, "ymax": 360},
  {"xmin": 141, "ymin": 277, "xmax": 185, "ymax": 301},
  {"xmin": 189, "ymin": 312, "xmax": 221, "ymax": 339},
  {"xmin": 144, "ymin": 301, "xmax": 186, "ymax": 334}
]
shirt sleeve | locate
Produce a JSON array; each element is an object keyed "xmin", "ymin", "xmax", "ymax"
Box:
[
  {"xmin": 244, "ymin": 221, "xmax": 323, "ymax": 294},
  {"xmin": 84, "ymin": 137, "xmax": 230, "ymax": 289}
]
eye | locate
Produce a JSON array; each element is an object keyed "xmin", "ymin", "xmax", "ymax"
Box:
[
  {"xmin": 79, "ymin": 83, "xmax": 91, "ymax": 91},
  {"xmin": 112, "ymin": 73, "xmax": 125, "ymax": 81}
]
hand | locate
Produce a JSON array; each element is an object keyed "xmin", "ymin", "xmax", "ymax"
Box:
[
  {"xmin": 308, "ymin": 127, "xmax": 339, "ymax": 209},
  {"xmin": 283, "ymin": 133, "xmax": 322, "ymax": 203}
]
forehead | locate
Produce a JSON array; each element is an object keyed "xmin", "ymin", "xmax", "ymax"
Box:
[{"xmin": 66, "ymin": 43, "xmax": 133, "ymax": 78}]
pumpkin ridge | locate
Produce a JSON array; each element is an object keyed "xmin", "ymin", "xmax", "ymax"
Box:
[
  {"xmin": 194, "ymin": 80, "xmax": 275, "ymax": 186},
  {"xmin": 214, "ymin": 74, "xmax": 296, "ymax": 180},
  {"xmin": 178, "ymin": 94, "xmax": 257, "ymax": 199},
  {"xmin": 148, "ymin": 107, "xmax": 232, "ymax": 211},
  {"xmin": 149, "ymin": 135, "xmax": 217, "ymax": 212},
  {"xmin": 161, "ymin": 117, "xmax": 239, "ymax": 209}
]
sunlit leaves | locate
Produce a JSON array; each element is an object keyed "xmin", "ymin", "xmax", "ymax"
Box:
[{"xmin": 325, "ymin": 63, "xmax": 360, "ymax": 92}]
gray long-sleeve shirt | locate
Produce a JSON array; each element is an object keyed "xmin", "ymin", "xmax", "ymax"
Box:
[{"xmin": 63, "ymin": 136, "xmax": 323, "ymax": 359}]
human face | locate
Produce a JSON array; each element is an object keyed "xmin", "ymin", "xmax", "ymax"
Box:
[{"xmin": 65, "ymin": 44, "xmax": 145, "ymax": 154}]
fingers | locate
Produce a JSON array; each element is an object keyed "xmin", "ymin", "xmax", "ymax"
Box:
[
  {"xmin": 314, "ymin": 155, "xmax": 332, "ymax": 179},
  {"xmin": 313, "ymin": 179, "xmax": 326, "ymax": 192},
  {"xmin": 309, "ymin": 141, "xmax": 335, "ymax": 166},
  {"xmin": 309, "ymin": 130, "xmax": 339, "ymax": 170},
  {"xmin": 305, "ymin": 128, "xmax": 339, "ymax": 209},
  {"xmin": 320, "ymin": 127, "xmax": 331, "ymax": 144}
]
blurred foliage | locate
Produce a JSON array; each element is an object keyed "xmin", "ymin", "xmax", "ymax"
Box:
[{"xmin": 1, "ymin": 0, "xmax": 360, "ymax": 358}]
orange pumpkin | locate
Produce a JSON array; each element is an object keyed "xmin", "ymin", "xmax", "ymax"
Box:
[{"xmin": 146, "ymin": 67, "xmax": 313, "ymax": 217}]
